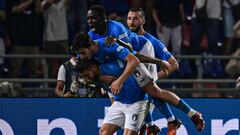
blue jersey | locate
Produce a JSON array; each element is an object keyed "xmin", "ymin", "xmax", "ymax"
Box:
[
  {"xmin": 143, "ymin": 33, "xmax": 172, "ymax": 61},
  {"xmin": 93, "ymin": 38, "xmax": 130, "ymax": 63},
  {"xmin": 128, "ymin": 31, "xmax": 147, "ymax": 52},
  {"xmin": 88, "ymin": 20, "xmax": 130, "ymax": 43},
  {"xmin": 100, "ymin": 60, "xmax": 147, "ymax": 104}
]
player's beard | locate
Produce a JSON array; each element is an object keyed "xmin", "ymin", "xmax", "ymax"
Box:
[{"xmin": 130, "ymin": 25, "xmax": 141, "ymax": 33}]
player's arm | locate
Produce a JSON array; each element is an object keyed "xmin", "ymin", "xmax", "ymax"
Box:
[
  {"xmin": 110, "ymin": 53, "xmax": 140, "ymax": 95},
  {"xmin": 105, "ymin": 36, "xmax": 133, "ymax": 52},
  {"xmin": 158, "ymin": 56, "xmax": 179, "ymax": 79},
  {"xmin": 135, "ymin": 53, "xmax": 171, "ymax": 74}
]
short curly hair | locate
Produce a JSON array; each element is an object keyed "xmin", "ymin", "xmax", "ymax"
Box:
[
  {"xmin": 72, "ymin": 32, "xmax": 92, "ymax": 52},
  {"xmin": 89, "ymin": 5, "xmax": 107, "ymax": 19}
]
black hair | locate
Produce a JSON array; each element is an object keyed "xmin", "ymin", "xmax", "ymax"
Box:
[
  {"xmin": 72, "ymin": 32, "xmax": 92, "ymax": 52},
  {"xmin": 129, "ymin": 8, "xmax": 145, "ymax": 20},
  {"xmin": 76, "ymin": 60, "xmax": 98, "ymax": 73},
  {"xmin": 89, "ymin": 5, "xmax": 107, "ymax": 19}
]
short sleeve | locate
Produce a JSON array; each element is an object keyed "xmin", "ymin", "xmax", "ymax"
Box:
[
  {"xmin": 154, "ymin": 41, "xmax": 172, "ymax": 61},
  {"xmin": 105, "ymin": 42, "xmax": 130, "ymax": 61},
  {"xmin": 57, "ymin": 65, "xmax": 66, "ymax": 81}
]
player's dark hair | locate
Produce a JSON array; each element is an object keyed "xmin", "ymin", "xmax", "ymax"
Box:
[
  {"xmin": 72, "ymin": 32, "xmax": 92, "ymax": 51},
  {"xmin": 77, "ymin": 60, "xmax": 98, "ymax": 73},
  {"xmin": 89, "ymin": 5, "xmax": 107, "ymax": 19},
  {"xmin": 129, "ymin": 8, "xmax": 145, "ymax": 20}
]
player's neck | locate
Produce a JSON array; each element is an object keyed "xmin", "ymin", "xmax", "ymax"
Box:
[
  {"xmin": 97, "ymin": 23, "xmax": 107, "ymax": 35},
  {"xmin": 138, "ymin": 29, "xmax": 146, "ymax": 36}
]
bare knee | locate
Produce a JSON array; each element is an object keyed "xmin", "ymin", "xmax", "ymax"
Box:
[
  {"xmin": 99, "ymin": 123, "xmax": 119, "ymax": 135},
  {"xmin": 99, "ymin": 127, "xmax": 108, "ymax": 135},
  {"xmin": 124, "ymin": 128, "xmax": 138, "ymax": 135}
]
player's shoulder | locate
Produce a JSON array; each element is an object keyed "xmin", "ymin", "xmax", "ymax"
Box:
[
  {"xmin": 108, "ymin": 20, "xmax": 126, "ymax": 30},
  {"xmin": 95, "ymin": 38, "xmax": 120, "ymax": 51},
  {"xmin": 138, "ymin": 35, "xmax": 148, "ymax": 44},
  {"xmin": 144, "ymin": 33, "xmax": 165, "ymax": 48},
  {"xmin": 108, "ymin": 20, "xmax": 123, "ymax": 26},
  {"xmin": 144, "ymin": 33, "xmax": 157, "ymax": 42},
  {"xmin": 88, "ymin": 30, "xmax": 94, "ymax": 38},
  {"xmin": 93, "ymin": 38, "xmax": 105, "ymax": 48}
]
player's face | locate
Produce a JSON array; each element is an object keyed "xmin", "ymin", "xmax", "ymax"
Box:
[
  {"xmin": 127, "ymin": 11, "xmax": 143, "ymax": 32},
  {"xmin": 81, "ymin": 66, "xmax": 99, "ymax": 83},
  {"xmin": 87, "ymin": 10, "xmax": 104, "ymax": 32},
  {"xmin": 78, "ymin": 48, "xmax": 92, "ymax": 60},
  {"xmin": 81, "ymin": 69, "xmax": 96, "ymax": 83}
]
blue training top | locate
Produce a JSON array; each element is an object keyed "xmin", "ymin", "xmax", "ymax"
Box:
[
  {"xmin": 88, "ymin": 20, "xmax": 130, "ymax": 43},
  {"xmin": 93, "ymin": 38, "xmax": 130, "ymax": 63},
  {"xmin": 100, "ymin": 60, "xmax": 147, "ymax": 104},
  {"xmin": 143, "ymin": 32, "xmax": 172, "ymax": 61}
]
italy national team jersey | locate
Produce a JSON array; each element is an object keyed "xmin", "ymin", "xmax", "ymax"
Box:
[
  {"xmin": 93, "ymin": 38, "xmax": 130, "ymax": 63},
  {"xmin": 143, "ymin": 32, "xmax": 172, "ymax": 61},
  {"xmin": 128, "ymin": 32, "xmax": 146, "ymax": 52},
  {"xmin": 129, "ymin": 31, "xmax": 158, "ymax": 81},
  {"xmin": 88, "ymin": 20, "xmax": 130, "ymax": 43},
  {"xmin": 100, "ymin": 60, "xmax": 147, "ymax": 104}
]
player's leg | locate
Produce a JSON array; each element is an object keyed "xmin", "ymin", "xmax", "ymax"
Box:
[
  {"xmin": 139, "ymin": 102, "xmax": 160, "ymax": 135},
  {"xmin": 99, "ymin": 123, "xmax": 120, "ymax": 135},
  {"xmin": 144, "ymin": 84, "xmax": 205, "ymax": 132},
  {"xmin": 100, "ymin": 101, "xmax": 124, "ymax": 135},
  {"xmin": 133, "ymin": 64, "xmax": 205, "ymax": 132},
  {"xmin": 124, "ymin": 128, "xmax": 138, "ymax": 135},
  {"xmin": 124, "ymin": 100, "xmax": 149, "ymax": 135},
  {"xmin": 153, "ymin": 99, "xmax": 182, "ymax": 135}
]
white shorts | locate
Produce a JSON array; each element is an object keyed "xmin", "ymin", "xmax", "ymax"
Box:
[
  {"xmin": 133, "ymin": 63, "xmax": 153, "ymax": 87},
  {"xmin": 103, "ymin": 100, "xmax": 149, "ymax": 132}
]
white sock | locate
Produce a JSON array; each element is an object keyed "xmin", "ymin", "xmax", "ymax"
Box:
[
  {"xmin": 167, "ymin": 116, "xmax": 176, "ymax": 122},
  {"xmin": 188, "ymin": 109, "xmax": 197, "ymax": 117}
]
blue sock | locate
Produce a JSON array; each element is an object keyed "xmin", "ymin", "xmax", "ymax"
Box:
[
  {"xmin": 154, "ymin": 99, "xmax": 175, "ymax": 122},
  {"xmin": 176, "ymin": 99, "xmax": 191, "ymax": 114},
  {"xmin": 145, "ymin": 111, "xmax": 153, "ymax": 126}
]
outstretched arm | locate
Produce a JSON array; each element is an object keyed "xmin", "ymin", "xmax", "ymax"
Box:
[
  {"xmin": 110, "ymin": 53, "xmax": 140, "ymax": 94},
  {"xmin": 135, "ymin": 53, "xmax": 171, "ymax": 74},
  {"xmin": 158, "ymin": 56, "xmax": 179, "ymax": 79},
  {"xmin": 105, "ymin": 36, "xmax": 133, "ymax": 52}
]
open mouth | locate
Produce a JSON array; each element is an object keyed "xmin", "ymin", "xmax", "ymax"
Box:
[
  {"xmin": 91, "ymin": 27, "xmax": 96, "ymax": 32},
  {"xmin": 129, "ymin": 25, "xmax": 136, "ymax": 29},
  {"xmin": 89, "ymin": 25, "xmax": 96, "ymax": 31}
]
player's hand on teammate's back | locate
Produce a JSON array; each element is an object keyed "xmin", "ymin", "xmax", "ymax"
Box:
[
  {"xmin": 157, "ymin": 70, "xmax": 168, "ymax": 79},
  {"xmin": 105, "ymin": 36, "xmax": 117, "ymax": 45},
  {"xmin": 100, "ymin": 75, "xmax": 117, "ymax": 84},
  {"xmin": 159, "ymin": 61, "xmax": 171, "ymax": 77},
  {"xmin": 110, "ymin": 79, "xmax": 123, "ymax": 95}
]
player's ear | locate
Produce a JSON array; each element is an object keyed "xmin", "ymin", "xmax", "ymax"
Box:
[{"xmin": 142, "ymin": 19, "xmax": 145, "ymax": 24}]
